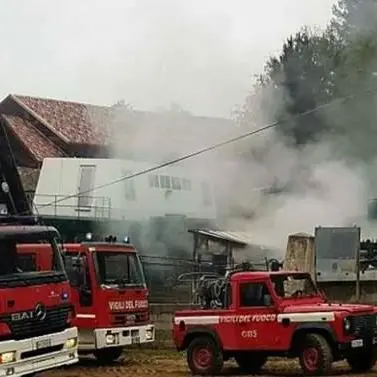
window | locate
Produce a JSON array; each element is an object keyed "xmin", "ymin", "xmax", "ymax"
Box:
[
  {"xmin": 64, "ymin": 254, "xmax": 81, "ymax": 288},
  {"xmin": 239, "ymin": 282, "xmax": 272, "ymax": 307},
  {"xmin": 17, "ymin": 253, "xmax": 37, "ymax": 272},
  {"xmin": 160, "ymin": 175, "xmax": 171, "ymax": 189},
  {"xmin": 149, "ymin": 174, "xmax": 159, "ymax": 188},
  {"xmin": 64, "ymin": 253, "xmax": 91, "ymax": 288},
  {"xmin": 201, "ymin": 181, "xmax": 212, "ymax": 205},
  {"xmin": 182, "ymin": 178, "xmax": 191, "ymax": 191},
  {"xmin": 95, "ymin": 251, "xmax": 146, "ymax": 287},
  {"xmin": 77, "ymin": 165, "xmax": 96, "ymax": 208},
  {"xmin": 172, "ymin": 177, "xmax": 182, "ymax": 190},
  {"xmin": 123, "ymin": 170, "xmax": 136, "ymax": 201},
  {"xmin": 225, "ymin": 283, "xmax": 232, "ymax": 308},
  {"xmin": 0, "ymin": 233, "xmax": 65, "ymax": 285}
]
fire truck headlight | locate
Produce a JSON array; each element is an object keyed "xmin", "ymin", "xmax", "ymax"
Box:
[
  {"xmin": 65, "ymin": 337, "xmax": 77, "ymax": 349},
  {"xmin": 85, "ymin": 232, "xmax": 93, "ymax": 241},
  {"xmin": 343, "ymin": 317, "xmax": 352, "ymax": 333},
  {"xmin": 0, "ymin": 351, "xmax": 15, "ymax": 364},
  {"xmin": 145, "ymin": 327, "xmax": 154, "ymax": 340}
]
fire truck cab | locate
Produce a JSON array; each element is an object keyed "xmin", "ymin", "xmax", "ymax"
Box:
[
  {"xmin": 18, "ymin": 234, "xmax": 155, "ymax": 363},
  {"xmin": 0, "ymin": 220, "xmax": 78, "ymax": 377}
]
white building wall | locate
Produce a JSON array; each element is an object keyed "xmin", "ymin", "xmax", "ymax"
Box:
[{"xmin": 33, "ymin": 158, "xmax": 217, "ymax": 221}]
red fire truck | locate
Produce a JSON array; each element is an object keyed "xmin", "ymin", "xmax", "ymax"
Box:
[
  {"xmin": 0, "ymin": 219, "xmax": 79, "ymax": 376},
  {"xmin": 0, "ymin": 121, "xmax": 78, "ymax": 376},
  {"xmin": 173, "ymin": 266, "xmax": 377, "ymax": 376},
  {"xmin": 17, "ymin": 233, "xmax": 155, "ymax": 363}
]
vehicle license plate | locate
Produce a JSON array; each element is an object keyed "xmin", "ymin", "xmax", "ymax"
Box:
[
  {"xmin": 351, "ymin": 339, "xmax": 363, "ymax": 348},
  {"xmin": 36, "ymin": 339, "xmax": 52, "ymax": 349}
]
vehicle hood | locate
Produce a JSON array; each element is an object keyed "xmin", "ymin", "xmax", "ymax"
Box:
[{"xmin": 282, "ymin": 303, "xmax": 375, "ymax": 314}]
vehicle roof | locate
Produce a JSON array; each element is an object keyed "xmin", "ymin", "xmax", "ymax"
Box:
[
  {"xmin": 63, "ymin": 242, "xmax": 137, "ymax": 252},
  {"xmin": 230, "ymin": 270, "xmax": 310, "ymax": 282},
  {"xmin": 0, "ymin": 225, "xmax": 58, "ymax": 236}
]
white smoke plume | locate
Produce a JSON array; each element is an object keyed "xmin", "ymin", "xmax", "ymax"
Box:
[{"xmin": 76, "ymin": 0, "xmax": 346, "ymax": 259}]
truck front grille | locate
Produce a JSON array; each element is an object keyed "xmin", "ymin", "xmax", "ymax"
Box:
[
  {"xmin": 352, "ymin": 314, "xmax": 377, "ymax": 335},
  {"xmin": 4, "ymin": 306, "xmax": 70, "ymax": 340},
  {"xmin": 111, "ymin": 311, "xmax": 148, "ymax": 326}
]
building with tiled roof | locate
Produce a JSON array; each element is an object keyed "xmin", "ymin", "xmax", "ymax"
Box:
[{"xmin": 0, "ymin": 94, "xmax": 235, "ymax": 192}]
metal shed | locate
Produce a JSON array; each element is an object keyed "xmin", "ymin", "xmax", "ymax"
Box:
[{"xmin": 188, "ymin": 228, "xmax": 281, "ymax": 274}]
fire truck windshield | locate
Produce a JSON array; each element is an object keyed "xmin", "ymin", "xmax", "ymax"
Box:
[
  {"xmin": 95, "ymin": 251, "xmax": 146, "ymax": 288},
  {"xmin": 271, "ymin": 273, "xmax": 318, "ymax": 298},
  {"xmin": 0, "ymin": 228, "xmax": 66, "ymax": 287}
]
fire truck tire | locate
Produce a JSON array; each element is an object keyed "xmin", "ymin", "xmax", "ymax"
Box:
[
  {"xmin": 187, "ymin": 336, "xmax": 223, "ymax": 375},
  {"xmin": 298, "ymin": 333, "xmax": 333, "ymax": 376},
  {"xmin": 94, "ymin": 347, "xmax": 124, "ymax": 364},
  {"xmin": 234, "ymin": 352, "xmax": 267, "ymax": 373},
  {"xmin": 346, "ymin": 348, "xmax": 377, "ymax": 372}
]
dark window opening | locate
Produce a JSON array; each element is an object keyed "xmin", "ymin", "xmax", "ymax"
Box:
[{"xmin": 239, "ymin": 282, "xmax": 272, "ymax": 307}]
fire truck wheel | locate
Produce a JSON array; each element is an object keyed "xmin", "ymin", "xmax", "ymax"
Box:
[
  {"xmin": 234, "ymin": 352, "xmax": 267, "ymax": 373},
  {"xmin": 346, "ymin": 349, "xmax": 377, "ymax": 372},
  {"xmin": 187, "ymin": 336, "xmax": 223, "ymax": 375},
  {"xmin": 298, "ymin": 333, "xmax": 333, "ymax": 376},
  {"xmin": 94, "ymin": 347, "xmax": 123, "ymax": 364}
]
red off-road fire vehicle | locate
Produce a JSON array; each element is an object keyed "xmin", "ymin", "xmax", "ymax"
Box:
[
  {"xmin": 17, "ymin": 233, "xmax": 155, "ymax": 363},
  {"xmin": 173, "ymin": 268, "xmax": 377, "ymax": 376},
  {"xmin": 0, "ymin": 219, "xmax": 78, "ymax": 377}
]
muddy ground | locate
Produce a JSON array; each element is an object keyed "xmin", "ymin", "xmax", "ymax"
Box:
[
  {"xmin": 42, "ymin": 331, "xmax": 377, "ymax": 377},
  {"xmin": 44, "ymin": 350, "xmax": 377, "ymax": 377},
  {"xmin": 43, "ymin": 349, "xmax": 377, "ymax": 377}
]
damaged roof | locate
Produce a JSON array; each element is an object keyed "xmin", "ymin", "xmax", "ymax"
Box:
[{"xmin": 189, "ymin": 228, "xmax": 266, "ymax": 249}]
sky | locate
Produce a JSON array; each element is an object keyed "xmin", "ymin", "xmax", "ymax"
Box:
[{"xmin": 1, "ymin": 0, "xmax": 336, "ymax": 117}]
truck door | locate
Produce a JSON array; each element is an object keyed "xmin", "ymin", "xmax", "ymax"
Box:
[
  {"xmin": 64, "ymin": 252, "xmax": 95, "ymax": 319},
  {"xmin": 236, "ymin": 281, "xmax": 278, "ymax": 350}
]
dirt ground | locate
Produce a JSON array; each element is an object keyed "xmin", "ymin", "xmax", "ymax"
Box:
[{"xmin": 43, "ymin": 349, "xmax": 377, "ymax": 377}]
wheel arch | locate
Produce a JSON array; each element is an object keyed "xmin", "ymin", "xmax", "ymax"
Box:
[
  {"xmin": 180, "ymin": 327, "xmax": 223, "ymax": 351},
  {"xmin": 290, "ymin": 324, "xmax": 337, "ymax": 356}
]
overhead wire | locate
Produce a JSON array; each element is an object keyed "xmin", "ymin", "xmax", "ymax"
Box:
[{"xmin": 33, "ymin": 86, "xmax": 377, "ymax": 211}]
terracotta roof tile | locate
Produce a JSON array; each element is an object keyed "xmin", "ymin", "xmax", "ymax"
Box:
[
  {"xmin": 11, "ymin": 95, "xmax": 235, "ymax": 151},
  {"xmin": 2, "ymin": 115, "xmax": 66, "ymax": 162},
  {"xmin": 14, "ymin": 95, "xmax": 112, "ymax": 145}
]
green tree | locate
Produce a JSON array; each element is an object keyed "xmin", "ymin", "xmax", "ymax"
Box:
[
  {"xmin": 327, "ymin": 0, "xmax": 377, "ymax": 161},
  {"xmin": 331, "ymin": 0, "xmax": 377, "ymax": 42},
  {"xmin": 240, "ymin": 29, "xmax": 342, "ymax": 146}
]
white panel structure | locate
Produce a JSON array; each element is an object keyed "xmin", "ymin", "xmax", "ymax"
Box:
[{"xmin": 33, "ymin": 158, "xmax": 217, "ymax": 221}]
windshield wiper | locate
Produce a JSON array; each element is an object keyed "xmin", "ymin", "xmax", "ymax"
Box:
[{"xmin": 103, "ymin": 277, "xmax": 143, "ymax": 288}]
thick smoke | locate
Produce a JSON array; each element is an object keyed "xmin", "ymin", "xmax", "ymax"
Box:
[
  {"xmin": 82, "ymin": 1, "xmax": 347, "ymax": 262},
  {"xmin": 104, "ymin": 81, "xmax": 369, "ymax": 257}
]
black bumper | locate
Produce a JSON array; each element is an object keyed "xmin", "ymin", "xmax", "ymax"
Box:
[{"xmin": 339, "ymin": 336, "xmax": 377, "ymax": 353}]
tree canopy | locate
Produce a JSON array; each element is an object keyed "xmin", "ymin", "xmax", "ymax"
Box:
[{"xmin": 239, "ymin": 0, "xmax": 377, "ymax": 162}]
